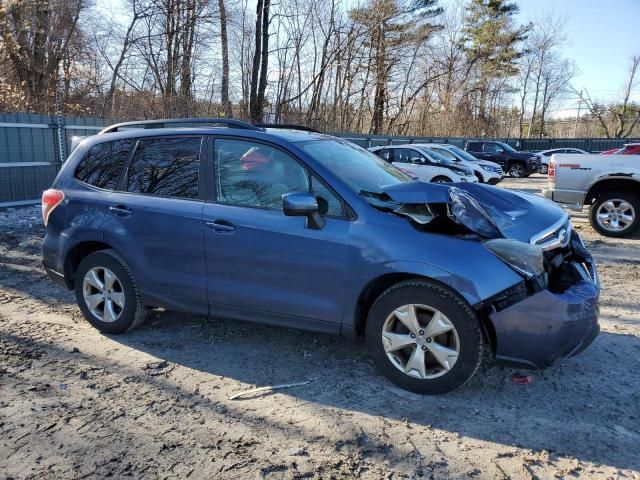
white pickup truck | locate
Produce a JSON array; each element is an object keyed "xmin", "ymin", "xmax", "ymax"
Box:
[{"xmin": 543, "ymin": 153, "xmax": 640, "ymax": 237}]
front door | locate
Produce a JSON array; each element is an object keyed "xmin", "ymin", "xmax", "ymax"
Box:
[
  {"xmin": 483, "ymin": 143, "xmax": 506, "ymax": 168},
  {"xmin": 202, "ymin": 138, "xmax": 350, "ymax": 332}
]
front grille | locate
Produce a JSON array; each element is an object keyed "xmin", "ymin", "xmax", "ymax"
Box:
[{"xmin": 532, "ymin": 218, "xmax": 572, "ymax": 251}]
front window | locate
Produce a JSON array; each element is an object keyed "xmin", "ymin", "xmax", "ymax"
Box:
[
  {"xmin": 299, "ymin": 139, "xmax": 410, "ymax": 199},
  {"xmin": 395, "ymin": 148, "xmax": 425, "ymax": 164},
  {"xmin": 215, "ymin": 139, "xmax": 344, "ymax": 215}
]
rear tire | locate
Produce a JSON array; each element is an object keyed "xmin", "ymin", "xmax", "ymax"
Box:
[
  {"xmin": 365, "ymin": 280, "xmax": 485, "ymax": 394},
  {"xmin": 589, "ymin": 192, "xmax": 639, "ymax": 237},
  {"xmin": 431, "ymin": 176, "xmax": 452, "ymax": 183},
  {"xmin": 74, "ymin": 249, "xmax": 147, "ymax": 334},
  {"xmin": 539, "ymin": 164, "xmax": 548, "ymax": 174}
]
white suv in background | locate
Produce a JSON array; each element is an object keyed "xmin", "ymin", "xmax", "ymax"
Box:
[
  {"xmin": 416, "ymin": 143, "xmax": 504, "ymax": 184},
  {"xmin": 369, "ymin": 145, "xmax": 478, "ymax": 183}
]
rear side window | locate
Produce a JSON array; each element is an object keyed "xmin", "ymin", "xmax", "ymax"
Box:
[
  {"xmin": 466, "ymin": 142, "xmax": 481, "ymax": 152},
  {"xmin": 74, "ymin": 139, "xmax": 132, "ymax": 189},
  {"xmin": 375, "ymin": 149, "xmax": 391, "ymax": 162},
  {"xmin": 126, "ymin": 137, "xmax": 202, "ymax": 199}
]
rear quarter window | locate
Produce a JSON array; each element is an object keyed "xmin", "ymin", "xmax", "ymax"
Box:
[{"xmin": 74, "ymin": 139, "xmax": 133, "ymax": 189}]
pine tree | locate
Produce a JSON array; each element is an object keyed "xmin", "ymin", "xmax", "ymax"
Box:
[{"xmin": 463, "ymin": 0, "xmax": 529, "ymax": 122}]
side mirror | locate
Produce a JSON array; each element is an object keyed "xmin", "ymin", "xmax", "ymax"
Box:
[
  {"xmin": 282, "ymin": 191, "xmax": 325, "ymax": 230},
  {"xmin": 410, "ymin": 158, "xmax": 422, "ymax": 164},
  {"xmin": 496, "ymin": 148, "xmax": 504, "ymax": 154}
]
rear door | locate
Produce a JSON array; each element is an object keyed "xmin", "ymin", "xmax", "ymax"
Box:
[
  {"xmin": 202, "ymin": 137, "xmax": 350, "ymax": 332},
  {"xmin": 103, "ymin": 136, "xmax": 208, "ymax": 314}
]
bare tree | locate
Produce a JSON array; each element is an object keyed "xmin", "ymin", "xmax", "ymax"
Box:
[
  {"xmin": 575, "ymin": 55, "xmax": 640, "ymax": 138},
  {"xmin": 0, "ymin": 0, "xmax": 86, "ymax": 112},
  {"xmin": 218, "ymin": 0, "xmax": 231, "ymax": 117}
]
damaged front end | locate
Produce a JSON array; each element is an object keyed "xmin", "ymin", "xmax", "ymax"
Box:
[
  {"xmin": 381, "ymin": 182, "xmax": 601, "ymax": 369},
  {"xmin": 485, "ymin": 230, "xmax": 600, "ymax": 369}
]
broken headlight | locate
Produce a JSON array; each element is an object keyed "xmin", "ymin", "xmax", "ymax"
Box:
[{"xmin": 484, "ymin": 239, "xmax": 544, "ymax": 278}]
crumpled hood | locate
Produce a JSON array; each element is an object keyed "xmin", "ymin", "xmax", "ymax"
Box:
[{"xmin": 382, "ymin": 182, "xmax": 567, "ymax": 243}]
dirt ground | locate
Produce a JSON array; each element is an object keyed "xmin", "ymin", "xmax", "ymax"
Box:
[{"xmin": 1, "ymin": 175, "xmax": 639, "ymax": 480}]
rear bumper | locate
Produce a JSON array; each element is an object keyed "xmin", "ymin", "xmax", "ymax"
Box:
[
  {"xmin": 488, "ymin": 274, "xmax": 600, "ymax": 369},
  {"xmin": 542, "ymin": 188, "xmax": 585, "ymax": 208}
]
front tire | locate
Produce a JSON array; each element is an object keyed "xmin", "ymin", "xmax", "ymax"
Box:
[
  {"xmin": 74, "ymin": 249, "xmax": 147, "ymax": 334},
  {"xmin": 365, "ymin": 280, "xmax": 485, "ymax": 394},
  {"xmin": 474, "ymin": 172, "xmax": 484, "ymax": 183},
  {"xmin": 539, "ymin": 164, "xmax": 548, "ymax": 174},
  {"xmin": 589, "ymin": 192, "xmax": 639, "ymax": 237},
  {"xmin": 508, "ymin": 162, "xmax": 526, "ymax": 178}
]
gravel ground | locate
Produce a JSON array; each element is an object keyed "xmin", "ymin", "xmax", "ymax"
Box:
[{"xmin": 1, "ymin": 175, "xmax": 639, "ymax": 480}]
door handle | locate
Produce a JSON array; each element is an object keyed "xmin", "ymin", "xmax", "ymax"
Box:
[
  {"xmin": 205, "ymin": 220, "xmax": 235, "ymax": 233},
  {"xmin": 109, "ymin": 205, "xmax": 132, "ymax": 216}
]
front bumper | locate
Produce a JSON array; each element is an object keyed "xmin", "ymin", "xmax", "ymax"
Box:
[
  {"xmin": 487, "ymin": 177, "xmax": 503, "ymax": 185},
  {"xmin": 488, "ymin": 268, "xmax": 600, "ymax": 369},
  {"xmin": 526, "ymin": 162, "xmax": 541, "ymax": 173}
]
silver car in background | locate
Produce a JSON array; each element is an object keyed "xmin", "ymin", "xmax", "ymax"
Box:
[
  {"xmin": 369, "ymin": 145, "xmax": 478, "ymax": 183},
  {"xmin": 533, "ymin": 148, "xmax": 589, "ymax": 174}
]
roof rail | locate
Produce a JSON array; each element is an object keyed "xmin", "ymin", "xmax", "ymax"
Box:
[
  {"xmin": 98, "ymin": 118, "xmax": 264, "ymax": 134},
  {"xmin": 256, "ymin": 124, "xmax": 321, "ymax": 133}
]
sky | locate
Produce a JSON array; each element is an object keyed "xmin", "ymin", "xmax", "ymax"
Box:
[{"xmin": 513, "ymin": 0, "xmax": 640, "ymax": 111}]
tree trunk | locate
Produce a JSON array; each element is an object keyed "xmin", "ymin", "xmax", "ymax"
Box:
[
  {"xmin": 218, "ymin": 0, "xmax": 232, "ymax": 117},
  {"xmin": 255, "ymin": 0, "xmax": 270, "ymax": 123},
  {"xmin": 249, "ymin": 0, "xmax": 263, "ymax": 123}
]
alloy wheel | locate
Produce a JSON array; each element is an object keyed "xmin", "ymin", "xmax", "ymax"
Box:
[
  {"xmin": 82, "ymin": 267, "xmax": 125, "ymax": 322},
  {"xmin": 381, "ymin": 304, "xmax": 460, "ymax": 380},
  {"xmin": 509, "ymin": 164, "xmax": 525, "ymax": 177},
  {"xmin": 596, "ymin": 199, "xmax": 636, "ymax": 233}
]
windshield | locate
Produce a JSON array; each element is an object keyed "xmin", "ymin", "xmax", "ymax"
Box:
[
  {"xmin": 299, "ymin": 139, "xmax": 411, "ymax": 198},
  {"xmin": 498, "ymin": 142, "xmax": 517, "ymax": 153},
  {"xmin": 446, "ymin": 146, "xmax": 480, "ymax": 162}
]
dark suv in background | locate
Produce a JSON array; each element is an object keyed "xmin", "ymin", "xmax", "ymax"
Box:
[{"xmin": 465, "ymin": 141, "xmax": 540, "ymax": 178}]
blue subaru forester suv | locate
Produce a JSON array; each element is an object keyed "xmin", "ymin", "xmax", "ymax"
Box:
[{"xmin": 42, "ymin": 119, "xmax": 600, "ymax": 394}]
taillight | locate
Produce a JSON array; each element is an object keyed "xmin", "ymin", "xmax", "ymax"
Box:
[
  {"xmin": 548, "ymin": 160, "xmax": 556, "ymax": 182},
  {"xmin": 42, "ymin": 189, "xmax": 65, "ymax": 226}
]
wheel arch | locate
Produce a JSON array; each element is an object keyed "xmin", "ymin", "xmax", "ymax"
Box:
[
  {"xmin": 584, "ymin": 176, "xmax": 640, "ymax": 205},
  {"xmin": 63, "ymin": 240, "xmax": 118, "ymax": 289},
  {"xmin": 351, "ymin": 273, "xmax": 482, "ymax": 339}
]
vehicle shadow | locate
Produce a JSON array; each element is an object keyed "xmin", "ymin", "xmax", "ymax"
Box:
[{"xmin": 108, "ymin": 309, "xmax": 640, "ymax": 472}]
